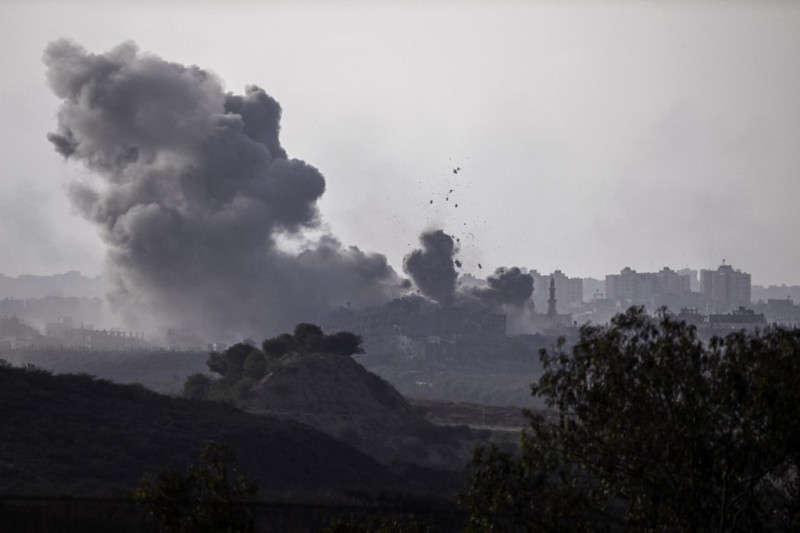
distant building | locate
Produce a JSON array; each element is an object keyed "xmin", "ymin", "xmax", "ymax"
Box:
[
  {"xmin": 531, "ymin": 270, "xmax": 583, "ymax": 313},
  {"xmin": 676, "ymin": 268, "xmax": 700, "ymax": 292},
  {"xmin": 675, "ymin": 307, "xmax": 706, "ymax": 327},
  {"xmin": 605, "ymin": 267, "xmax": 651, "ymax": 304},
  {"xmin": 700, "ymin": 262, "xmax": 751, "ymax": 310},
  {"xmin": 753, "ymin": 297, "xmax": 800, "ymax": 328},
  {"xmin": 605, "ymin": 267, "xmax": 691, "ymax": 308},
  {"xmin": 41, "ymin": 320, "xmax": 146, "ymax": 349},
  {"xmin": 707, "ymin": 306, "xmax": 765, "ymax": 330},
  {"xmin": 325, "ymin": 297, "xmax": 507, "ymax": 362},
  {"xmin": 582, "ymin": 278, "xmax": 605, "ymax": 302},
  {"xmin": 654, "ymin": 267, "xmax": 691, "ymax": 296},
  {"xmin": 532, "ymin": 278, "xmax": 573, "ymax": 333}
]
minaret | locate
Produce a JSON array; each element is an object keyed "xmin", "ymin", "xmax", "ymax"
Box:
[{"xmin": 547, "ymin": 276, "xmax": 557, "ymax": 317}]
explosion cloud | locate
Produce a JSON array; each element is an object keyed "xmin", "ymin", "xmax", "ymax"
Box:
[
  {"xmin": 45, "ymin": 40, "xmax": 401, "ymax": 339},
  {"xmin": 403, "ymin": 228, "xmax": 534, "ymax": 313},
  {"xmin": 403, "ymin": 230, "xmax": 458, "ymax": 306},
  {"xmin": 470, "ymin": 267, "xmax": 534, "ymax": 309}
]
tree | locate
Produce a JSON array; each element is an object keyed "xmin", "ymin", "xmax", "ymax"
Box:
[
  {"xmin": 261, "ymin": 324, "xmax": 364, "ymax": 357},
  {"xmin": 262, "ymin": 333, "xmax": 296, "ymax": 357},
  {"xmin": 207, "ymin": 343, "xmax": 261, "ymax": 380},
  {"xmin": 188, "ymin": 325, "xmax": 366, "ymax": 407},
  {"xmin": 462, "ymin": 307, "xmax": 800, "ymax": 532},
  {"xmin": 134, "ymin": 441, "xmax": 258, "ymax": 533},
  {"xmin": 242, "ymin": 350, "xmax": 267, "ymax": 380},
  {"xmin": 293, "ymin": 322, "xmax": 325, "ymax": 352},
  {"xmin": 182, "ymin": 373, "xmax": 212, "ymax": 400},
  {"xmin": 322, "ymin": 331, "xmax": 364, "ymax": 356}
]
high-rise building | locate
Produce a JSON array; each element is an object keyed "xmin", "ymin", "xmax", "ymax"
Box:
[
  {"xmin": 654, "ymin": 267, "xmax": 691, "ymax": 295},
  {"xmin": 605, "ymin": 267, "xmax": 690, "ymax": 305},
  {"xmin": 605, "ymin": 267, "xmax": 649, "ymax": 303},
  {"xmin": 700, "ymin": 262, "xmax": 751, "ymax": 309},
  {"xmin": 676, "ymin": 268, "xmax": 700, "ymax": 292}
]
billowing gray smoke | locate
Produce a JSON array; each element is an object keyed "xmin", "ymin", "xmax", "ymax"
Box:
[
  {"xmin": 403, "ymin": 229, "xmax": 533, "ymax": 311},
  {"xmin": 470, "ymin": 267, "xmax": 533, "ymax": 309},
  {"xmin": 403, "ymin": 230, "xmax": 458, "ymax": 306},
  {"xmin": 44, "ymin": 40, "xmax": 401, "ymax": 339}
]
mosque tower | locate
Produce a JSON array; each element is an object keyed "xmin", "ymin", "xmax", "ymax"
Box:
[{"xmin": 547, "ymin": 277, "xmax": 557, "ymax": 317}]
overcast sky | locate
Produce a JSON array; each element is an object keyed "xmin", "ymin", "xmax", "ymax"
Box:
[{"xmin": 1, "ymin": 1, "xmax": 799, "ymax": 286}]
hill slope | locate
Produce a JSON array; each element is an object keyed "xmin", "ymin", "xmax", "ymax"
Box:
[
  {"xmin": 0, "ymin": 361, "xmax": 407, "ymax": 496},
  {"xmin": 247, "ymin": 353, "xmax": 477, "ymax": 468}
]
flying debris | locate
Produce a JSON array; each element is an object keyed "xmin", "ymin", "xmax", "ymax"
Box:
[
  {"xmin": 453, "ymin": 167, "xmax": 461, "ymax": 174},
  {"xmin": 455, "ymin": 259, "xmax": 462, "ymax": 268},
  {"xmin": 478, "ymin": 263, "xmax": 482, "ymax": 269}
]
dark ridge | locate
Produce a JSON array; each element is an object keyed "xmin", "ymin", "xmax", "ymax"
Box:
[{"xmin": 0, "ymin": 361, "xmax": 408, "ymax": 496}]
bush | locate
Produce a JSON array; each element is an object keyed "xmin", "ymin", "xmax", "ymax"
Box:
[
  {"xmin": 134, "ymin": 441, "xmax": 258, "ymax": 533},
  {"xmin": 182, "ymin": 373, "xmax": 212, "ymax": 400}
]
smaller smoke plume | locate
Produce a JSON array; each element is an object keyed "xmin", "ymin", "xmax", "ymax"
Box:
[
  {"xmin": 470, "ymin": 267, "xmax": 534, "ymax": 309},
  {"xmin": 403, "ymin": 228, "xmax": 534, "ymax": 313},
  {"xmin": 403, "ymin": 230, "xmax": 458, "ymax": 306}
]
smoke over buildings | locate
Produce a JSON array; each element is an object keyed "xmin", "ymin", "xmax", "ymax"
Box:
[
  {"xmin": 403, "ymin": 230, "xmax": 459, "ymax": 306},
  {"xmin": 44, "ymin": 40, "xmax": 402, "ymax": 339},
  {"xmin": 403, "ymin": 229, "xmax": 534, "ymax": 317},
  {"xmin": 470, "ymin": 267, "xmax": 534, "ymax": 309}
]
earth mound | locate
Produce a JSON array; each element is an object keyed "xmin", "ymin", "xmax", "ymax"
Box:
[{"xmin": 247, "ymin": 352, "xmax": 477, "ymax": 468}]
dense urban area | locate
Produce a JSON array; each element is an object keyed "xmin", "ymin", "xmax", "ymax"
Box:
[{"xmin": 2, "ymin": 262, "xmax": 797, "ymax": 353}]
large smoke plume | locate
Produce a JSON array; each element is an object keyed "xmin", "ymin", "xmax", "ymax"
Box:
[{"xmin": 45, "ymin": 40, "xmax": 402, "ymax": 339}]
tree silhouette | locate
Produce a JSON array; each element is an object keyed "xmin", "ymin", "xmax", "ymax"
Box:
[
  {"xmin": 135, "ymin": 441, "xmax": 258, "ymax": 533},
  {"xmin": 462, "ymin": 307, "xmax": 800, "ymax": 531},
  {"xmin": 261, "ymin": 324, "xmax": 363, "ymax": 358}
]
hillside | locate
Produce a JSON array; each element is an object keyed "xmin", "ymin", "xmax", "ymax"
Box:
[
  {"xmin": 2, "ymin": 347, "xmax": 208, "ymax": 394},
  {"xmin": 246, "ymin": 352, "xmax": 480, "ymax": 469},
  {"xmin": 0, "ymin": 361, "xmax": 408, "ymax": 496}
]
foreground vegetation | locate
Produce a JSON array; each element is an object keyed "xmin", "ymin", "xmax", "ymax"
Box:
[
  {"xmin": 5, "ymin": 309, "xmax": 800, "ymax": 531},
  {"xmin": 463, "ymin": 307, "xmax": 800, "ymax": 532}
]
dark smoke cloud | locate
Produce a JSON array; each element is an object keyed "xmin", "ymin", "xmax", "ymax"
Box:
[
  {"xmin": 402, "ymin": 229, "xmax": 534, "ymax": 312},
  {"xmin": 403, "ymin": 229, "xmax": 458, "ymax": 306},
  {"xmin": 470, "ymin": 267, "xmax": 533, "ymax": 309},
  {"xmin": 44, "ymin": 40, "xmax": 402, "ymax": 339}
]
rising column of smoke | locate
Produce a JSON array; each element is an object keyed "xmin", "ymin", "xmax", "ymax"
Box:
[
  {"xmin": 402, "ymin": 229, "xmax": 458, "ymax": 306},
  {"xmin": 44, "ymin": 40, "xmax": 402, "ymax": 339},
  {"xmin": 403, "ymin": 228, "xmax": 535, "ymax": 313}
]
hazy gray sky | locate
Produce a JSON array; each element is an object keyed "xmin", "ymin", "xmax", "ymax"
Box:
[{"xmin": 2, "ymin": 1, "xmax": 799, "ymax": 285}]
